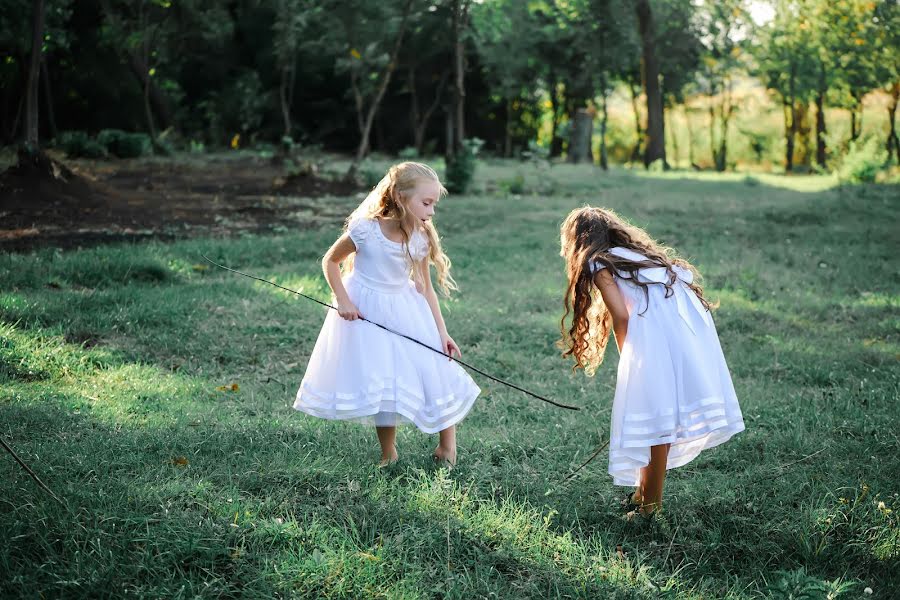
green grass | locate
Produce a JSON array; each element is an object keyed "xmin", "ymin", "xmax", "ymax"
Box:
[{"xmin": 1, "ymin": 162, "xmax": 898, "ymax": 598}]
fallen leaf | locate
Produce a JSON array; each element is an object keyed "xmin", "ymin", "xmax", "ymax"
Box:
[
  {"xmin": 216, "ymin": 383, "xmax": 240, "ymax": 392},
  {"xmin": 171, "ymin": 456, "xmax": 189, "ymax": 466}
]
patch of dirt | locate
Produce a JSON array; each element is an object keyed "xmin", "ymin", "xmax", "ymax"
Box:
[{"xmin": 0, "ymin": 153, "xmax": 365, "ymax": 252}]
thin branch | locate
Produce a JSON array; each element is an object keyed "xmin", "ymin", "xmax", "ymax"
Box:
[
  {"xmin": 1, "ymin": 435, "xmax": 65, "ymax": 507},
  {"xmin": 562, "ymin": 439, "xmax": 610, "ymax": 483}
]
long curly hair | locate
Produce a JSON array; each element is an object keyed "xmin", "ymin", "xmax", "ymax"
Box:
[
  {"xmin": 345, "ymin": 162, "xmax": 457, "ymax": 295},
  {"xmin": 558, "ymin": 206, "xmax": 713, "ymax": 375}
]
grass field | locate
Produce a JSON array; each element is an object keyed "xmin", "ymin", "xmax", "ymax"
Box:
[{"xmin": 1, "ymin": 160, "xmax": 898, "ymax": 598}]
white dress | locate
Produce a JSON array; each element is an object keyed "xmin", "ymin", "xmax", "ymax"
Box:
[
  {"xmin": 294, "ymin": 217, "xmax": 480, "ymax": 433},
  {"xmin": 594, "ymin": 247, "xmax": 745, "ymax": 486}
]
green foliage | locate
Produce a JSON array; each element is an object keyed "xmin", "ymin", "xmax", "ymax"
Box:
[
  {"xmin": 56, "ymin": 131, "xmax": 107, "ymax": 159},
  {"xmin": 97, "ymin": 129, "xmax": 151, "ymax": 159},
  {"xmin": 445, "ymin": 138, "xmax": 483, "ymax": 195},
  {"xmin": 357, "ymin": 160, "xmax": 384, "ymax": 188},
  {"xmin": 766, "ymin": 567, "xmax": 857, "ymax": 599},
  {"xmin": 498, "ymin": 172, "xmax": 526, "ymax": 195},
  {"xmin": 398, "ymin": 146, "xmax": 418, "ymax": 160},
  {"xmin": 835, "ymin": 137, "xmax": 888, "ymax": 184}
]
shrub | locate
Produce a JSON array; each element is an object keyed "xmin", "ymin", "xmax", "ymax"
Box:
[
  {"xmin": 835, "ymin": 136, "xmax": 887, "ymax": 183},
  {"xmin": 97, "ymin": 129, "xmax": 151, "ymax": 158},
  {"xmin": 445, "ymin": 137, "xmax": 483, "ymax": 194},
  {"xmin": 57, "ymin": 131, "xmax": 107, "ymax": 159}
]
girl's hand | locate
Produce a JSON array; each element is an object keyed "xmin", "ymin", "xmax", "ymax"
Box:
[
  {"xmin": 441, "ymin": 333, "xmax": 461, "ymax": 360},
  {"xmin": 337, "ymin": 300, "xmax": 362, "ymax": 321}
]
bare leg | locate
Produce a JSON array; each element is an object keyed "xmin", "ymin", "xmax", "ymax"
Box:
[
  {"xmin": 376, "ymin": 426, "xmax": 398, "ymax": 466},
  {"xmin": 433, "ymin": 425, "xmax": 457, "ymax": 466},
  {"xmin": 638, "ymin": 443, "xmax": 671, "ymax": 515}
]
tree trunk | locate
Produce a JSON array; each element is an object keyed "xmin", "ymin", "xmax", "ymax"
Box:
[
  {"xmin": 448, "ymin": 0, "xmax": 470, "ymax": 158},
  {"xmin": 409, "ymin": 64, "xmax": 420, "ymax": 150},
  {"xmin": 411, "ymin": 69, "xmax": 447, "ymax": 155},
  {"xmin": 349, "ymin": 0, "xmax": 414, "ymax": 176},
  {"xmin": 685, "ymin": 107, "xmax": 697, "ymax": 169},
  {"xmin": 784, "ymin": 103, "xmax": 795, "ymax": 172},
  {"xmin": 629, "ymin": 80, "xmax": 643, "ymax": 162},
  {"xmin": 795, "ymin": 101, "xmax": 811, "ymax": 170},
  {"xmin": 549, "ymin": 78, "xmax": 563, "ymax": 158},
  {"xmin": 40, "ymin": 58, "xmax": 57, "ymax": 140},
  {"xmin": 280, "ymin": 66, "xmax": 293, "ymax": 139},
  {"xmin": 784, "ymin": 66, "xmax": 796, "ymax": 172},
  {"xmin": 568, "ymin": 108, "xmax": 593, "ymax": 164},
  {"xmin": 503, "ymin": 98, "xmax": 513, "ymax": 158},
  {"xmin": 141, "ymin": 34, "xmax": 158, "ymax": 143},
  {"xmin": 850, "ymin": 90, "xmax": 863, "ymax": 141},
  {"xmin": 24, "ymin": 0, "xmax": 45, "ymax": 148},
  {"xmin": 815, "ymin": 65, "xmax": 827, "ymax": 168},
  {"xmin": 815, "ymin": 91, "xmax": 826, "ymax": 168},
  {"xmin": 887, "ymin": 82, "xmax": 899, "ymax": 165},
  {"xmin": 444, "ymin": 106, "xmax": 453, "ymax": 157},
  {"xmin": 599, "ymin": 91, "xmax": 609, "ymax": 171},
  {"xmin": 635, "ymin": 0, "xmax": 666, "ymax": 168},
  {"xmin": 123, "ymin": 52, "xmax": 171, "ymax": 132},
  {"xmin": 716, "ymin": 92, "xmax": 734, "ymax": 172},
  {"xmin": 709, "ymin": 104, "xmax": 717, "ymax": 169},
  {"xmin": 668, "ymin": 106, "xmax": 678, "ymax": 169}
]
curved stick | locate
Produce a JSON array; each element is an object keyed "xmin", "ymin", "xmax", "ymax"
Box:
[{"xmin": 202, "ymin": 255, "xmax": 579, "ymax": 411}]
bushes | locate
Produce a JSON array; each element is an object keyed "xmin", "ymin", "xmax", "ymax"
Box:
[
  {"xmin": 96, "ymin": 129, "xmax": 151, "ymax": 158},
  {"xmin": 55, "ymin": 129, "xmax": 151, "ymax": 159},
  {"xmin": 835, "ymin": 136, "xmax": 888, "ymax": 183},
  {"xmin": 445, "ymin": 138, "xmax": 483, "ymax": 194},
  {"xmin": 57, "ymin": 131, "xmax": 107, "ymax": 159}
]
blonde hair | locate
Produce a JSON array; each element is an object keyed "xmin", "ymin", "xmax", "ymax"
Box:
[{"xmin": 344, "ymin": 162, "xmax": 457, "ymax": 295}]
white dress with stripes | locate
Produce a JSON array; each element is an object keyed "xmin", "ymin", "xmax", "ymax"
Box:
[
  {"xmin": 594, "ymin": 247, "xmax": 745, "ymax": 486},
  {"xmin": 294, "ymin": 217, "xmax": 480, "ymax": 433}
]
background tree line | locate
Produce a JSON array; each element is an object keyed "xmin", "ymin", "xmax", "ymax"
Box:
[{"xmin": 2, "ymin": 0, "xmax": 897, "ymax": 176}]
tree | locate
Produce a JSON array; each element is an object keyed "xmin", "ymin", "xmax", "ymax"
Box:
[
  {"xmin": 635, "ymin": 0, "xmax": 666, "ymax": 167},
  {"xmin": 819, "ymin": 1, "xmax": 880, "ymax": 145},
  {"xmin": 447, "ymin": 0, "xmax": 472, "ymax": 158},
  {"xmin": 1, "ymin": 0, "xmax": 71, "ymax": 146},
  {"xmin": 24, "ymin": 0, "xmax": 46, "ymax": 150},
  {"xmin": 654, "ymin": 0, "xmax": 703, "ymax": 168},
  {"xmin": 472, "ymin": 0, "xmax": 541, "ymax": 157},
  {"xmin": 272, "ymin": 0, "xmax": 319, "ymax": 141},
  {"xmin": 873, "ymin": 0, "xmax": 900, "ymax": 164},
  {"xmin": 753, "ymin": 0, "xmax": 817, "ymax": 171},
  {"xmin": 400, "ymin": 3, "xmax": 453, "ymax": 154},
  {"xmin": 695, "ymin": 0, "xmax": 749, "ymax": 171},
  {"xmin": 329, "ymin": 0, "xmax": 415, "ymax": 176},
  {"xmin": 99, "ymin": 0, "xmax": 178, "ymax": 145}
]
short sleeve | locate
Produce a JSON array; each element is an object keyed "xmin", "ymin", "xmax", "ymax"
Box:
[
  {"xmin": 409, "ymin": 230, "xmax": 430, "ymax": 261},
  {"xmin": 347, "ymin": 217, "xmax": 371, "ymax": 248}
]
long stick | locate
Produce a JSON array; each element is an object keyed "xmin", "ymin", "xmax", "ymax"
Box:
[
  {"xmin": 0, "ymin": 435, "xmax": 65, "ymax": 506},
  {"xmin": 202, "ymin": 255, "xmax": 579, "ymax": 411},
  {"xmin": 562, "ymin": 439, "xmax": 609, "ymax": 483}
]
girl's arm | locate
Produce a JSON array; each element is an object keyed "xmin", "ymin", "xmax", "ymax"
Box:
[
  {"xmin": 322, "ymin": 233, "xmax": 361, "ymax": 320},
  {"xmin": 594, "ymin": 269, "xmax": 629, "ymax": 352},
  {"xmin": 416, "ymin": 258, "xmax": 460, "ymax": 359}
]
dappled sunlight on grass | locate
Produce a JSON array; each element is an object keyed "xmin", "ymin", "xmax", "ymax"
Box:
[
  {"xmin": 2, "ymin": 163, "xmax": 898, "ymax": 596},
  {"xmin": 252, "ymin": 273, "xmax": 332, "ymax": 305},
  {"xmin": 632, "ymin": 168, "xmax": 840, "ymax": 193}
]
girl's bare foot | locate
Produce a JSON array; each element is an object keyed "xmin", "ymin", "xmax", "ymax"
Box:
[
  {"xmin": 432, "ymin": 446, "xmax": 456, "ymax": 467},
  {"xmin": 622, "ymin": 488, "xmax": 643, "ymax": 510},
  {"xmin": 378, "ymin": 446, "xmax": 399, "ymax": 468}
]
